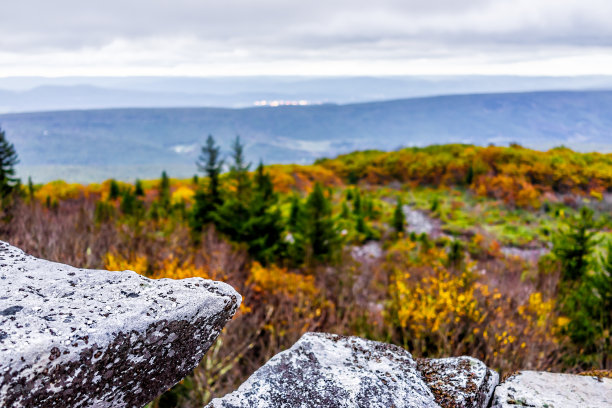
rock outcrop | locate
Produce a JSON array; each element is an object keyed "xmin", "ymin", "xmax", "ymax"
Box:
[
  {"xmin": 208, "ymin": 332, "xmax": 498, "ymax": 408},
  {"xmin": 492, "ymin": 370, "xmax": 612, "ymax": 408},
  {"xmin": 417, "ymin": 356, "xmax": 498, "ymax": 408},
  {"xmin": 0, "ymin": 241, "xmax": 241, "ymax": 408}
]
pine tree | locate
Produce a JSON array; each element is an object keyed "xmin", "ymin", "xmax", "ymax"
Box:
[
  {"xmin": 393, "ymin": 197, "xmax": 405, "ymax": 234},
  {"xmin": 465, "ymin": 165, "xmax": 474, "ymax": 186},
  {"xmin": 553, "ymin": 206, "xmax": 599, "ymax": 283},
  {"xmin": 120, "ymin": 188, "xmax": 137, "ymax": 216},
  {"xmin": 196, "ymin": 135, "xmax": 223, "ymax": 204},
  {"xmin": 27, "ymin": 176, "xmax": 35, "ymax": 202},
  {"xmin": 254, "ymin": 161, "xmax": 274, "ymax": 203},
  {"xmin": 353, "ymin": 189, "xmax": 361, "ymax": 215},
  {"xmin": 305, "ymin": 182, "xmax": 337, "ymax": 262},
  {"xmin": 159, "ymin": 171, "xmax": 171, "ymax": 210},
  {"xmin": 553, "ymin": 207, "xmax": 604, "ymax": 365},
  {"xmin": 0, "ymin": 127, "xmax": 19, "ymax": 200},
  {"xmin": 108, "ymin": 179, "xmax": 120, "ymax": 201},
  {"xmin": 191, "ymin": 135, "xmax": 224, "ymax": 233},
  {"xmin": 134, "ymin": 179, "xmax": 144, "ymax": 197},
  {"xmin": 229, "ymin": 136, "xmax": 251, "ymax": 201},
  {"xmin": 288, "ymin": 194, "xmax": 302, "ymax": 232}
]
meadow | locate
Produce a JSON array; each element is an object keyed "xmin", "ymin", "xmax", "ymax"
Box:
[{"xmin": 1, "ymin": 142, "xmax": 611, "ymax": 407}]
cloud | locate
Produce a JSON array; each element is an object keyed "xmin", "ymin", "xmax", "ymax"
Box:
[{"xmin": 0, "ymin": 0, "xmax": 610, "ymax": 76}]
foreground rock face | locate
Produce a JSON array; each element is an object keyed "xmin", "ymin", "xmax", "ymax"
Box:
[
  {"xmin": 417, "ymin": 356, "xmax": 499, "ymax": 408},
  {"xmin": 492, "ymin": 371, "xmax": 612, "ymax": 408},
  {"xmin": 208, "ymin": 332, "xmax": 498, "ymax": 408},
  {"xmin": 0, "ymin": 241, "xmax": 241, "ymax": 408}
]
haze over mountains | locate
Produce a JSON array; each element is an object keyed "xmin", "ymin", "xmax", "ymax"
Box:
[
  {"xmin": 1, "ymin": 78, "xmax": 611, "ymax": 183},
  {"xmin": 1, "ymin": 75, "xmax": 612, "ymax": 112}
]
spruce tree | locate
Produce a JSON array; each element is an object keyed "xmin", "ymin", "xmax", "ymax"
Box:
[
  {"xmin": 244, "ymin": 164, "xmax": 285, "ymax": 263},
  {"xmin": 108, "ymin": 179, "xmax": 120, "ymax": 201},
  {"xmin": 553, "ymin": 207, "xmax": 599, "ymax": 283},
  {"xmin": 254, "ymin": 161, "xmax": 274, "ymax": 203},
  {"xmin": 353, "ymin": 189, "xmax": 361, "ymax": 215},
  {"xmin": 191, "ymin": 135, "xmax": 224, "ymax": 232},
  {"xmin": 288, "ymin": 194, "xmax": 302, "ymax": 233},
  {"xmin": 134, "ymin": 179, "xmax": 144, "ymax": 197},
  {"xmin": 393, "ymin": 197, "xmax": 405, "ymax": 234},
  {"xmin": 305, "ymin": 182, "xmax": 337, "ymax": 262},
  {"xmin": 229, "ymin": 136, "xmax": 251, "ymax": 201},
  {"xmin": 0, "ymin": 127, "xmax": 19, "ymax": 200},
  {"xmin": 159, "ymin": 171, "xmax": 171, "ymax": 210},
  {"xmin": 553, "ymin": 207, "xmax": 604, "ymax": 365},
  {"xmin": 27, "ymin": 176, "xmax": 35, "ymax": 202},
  {"xmin": 196, "ymin": 135, "xmax": 223, "ymax": 204}
]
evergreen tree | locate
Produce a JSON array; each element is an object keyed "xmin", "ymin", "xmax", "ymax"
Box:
[
  {"xmin": 120, "ymin": 188, "xmax": 140, "ymax": 216},
  {"xmin": 553, "ymin": 207, "xmax": 604, "ymax": 366},
  {"xmin": 393, "ymin": 197, "xmax": 405, "ymax": 234},
  {"xmin": 305, "ymin": 182, "xmax": 337, "ymax": 262},
  {"xmin": 346, "ymin": 189, "xmax": 353, "ymax": 201},
  {"xmin": 215, "ymin": 160, "xmax": 284, "ymax": 263},
  {"xmin": 191, "ymin": 135, "xmax": 224, "ymax": 232},
  {"xmin": 465, "ymin": 165, "xmax": 474, "ymax": 186},
  {"xmin": 159, "ymin": 171, "xmax": 171, "ymax": 210},
  {"xmin": 0, "ymin": 127, "xmax": 19, "ymax": 200},
  {"xmin": 353, "ymin": 189, "xmax": 362, "ymax": 215},
  {"xmin": 134, "ymin": 179, "xmax": 144, "ymax": 197},
  {"xmin": 553, "ymin": 207, "xmax": 599, "ymax": 283},
  {"xmin": 288, "ymin": 194, "xmax": 302, "ymax": 233},
  {"xmin": 27, "ymin": 176, "xmax": 35, "ymax": 202},
  {"xmin": 229, "ymin": 136, "xmax": 251, "ymax": 201},
  {"xmin": 108, "ymin": 179, "xmax": 120, "ymax": 201},
  {"xmin": 196, "ymin": 135, "xmax": 223, "ymax": 204},
  {"xmin": 254, "ymin": 161, "xmax": 274, "ymax": 203}
]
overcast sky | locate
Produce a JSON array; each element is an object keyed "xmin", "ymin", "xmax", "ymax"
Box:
[{"xmin": 0, "ymin": 0, "xmax": 611, "ymax": 77}]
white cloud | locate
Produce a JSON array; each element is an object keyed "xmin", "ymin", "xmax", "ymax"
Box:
[{"xmin": 0, "ymin": 0, "xmax": 610, "ymax": 76}]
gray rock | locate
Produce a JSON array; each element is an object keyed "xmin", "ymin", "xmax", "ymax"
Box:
[
  {"xmin": 209, "ymin": 332, "xmax": 440, "ymax": 408},
  {"xmin": 0, "ymin": 241, "xmax": 241, "ymax": 407},
  {"xmin": 417, "ymin": 356, "xmax": 499, "ymax": 408},
  {"xmin": 492, "ymin": 371, "xmax": 612, "ymax": 408}
]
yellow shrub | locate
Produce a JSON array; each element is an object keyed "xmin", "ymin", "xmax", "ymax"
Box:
[{"xmin": 248, "ymin": 262, "xmax": 318, "ymax": 299}]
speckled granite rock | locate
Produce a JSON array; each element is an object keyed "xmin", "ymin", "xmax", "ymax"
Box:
[
  {"xmin": 492, "ymin": 371, "xmax": 612, "ymax": 408},
  {"xmin": 418, "ymin": 356, "xmax": 498, "ymax": 408},
  {"xmin": 0, "ymin": 241, "xmax": 241, "ymax": 408},
  {"xmin": 208, "ymin": 332, "xmax": 440, "ymax": 408}
]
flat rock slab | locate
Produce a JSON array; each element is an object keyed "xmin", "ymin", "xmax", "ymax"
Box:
[
  {"xmin": 0, "ymin": 241, "xmax": 241, "ymax": 407},
  {"xmin": 210, "ymin": 332, "xmax": 483, "ymax": 408},
  {"xmin": 418, "ymin": 356, "xmax": 498, "ymax": 408},
  {"xmin": 492, "ymin": 371, "xmax": 612, "ymax": 408}
]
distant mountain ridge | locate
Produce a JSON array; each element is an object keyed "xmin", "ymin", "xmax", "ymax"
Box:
[
  {"xmin": 1, "ymin": 75, "xmax": 612, "ymax": 113},
  {"xmin": 1, "ymin": 90, "xmax": 611, "ymax": 183}
]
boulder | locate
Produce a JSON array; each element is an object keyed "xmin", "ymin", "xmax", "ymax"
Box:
[
  {"xmin": 0, "ymin": 241, "xmax": 241, "ymax": 407},
  {"xmin": 492, "ymin": 370, "xmax": 612, "ymax": 408},
  {"xmin": 417, "ymin": 356, "xmax": 498, "ymax": 408},
  {"xmin": 208, "ymin": 332, "xmax": 498, "ymax": 408}
]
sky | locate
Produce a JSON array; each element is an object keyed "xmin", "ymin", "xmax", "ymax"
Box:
[{"xmin": 0, "ymin": 0, "xmax": 611, "ymax": 77}]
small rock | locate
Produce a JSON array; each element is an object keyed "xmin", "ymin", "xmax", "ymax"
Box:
[
  {"xmin": 492, "ymin": 370, "xmax": 612, "ymax": 408},
  {"xmin": 209, "ymin": 332, "xmax": 440, "ymax": 408},
  {"xmin": 417, "ymin": 356, "xmax": 498, "ymax": 408}
]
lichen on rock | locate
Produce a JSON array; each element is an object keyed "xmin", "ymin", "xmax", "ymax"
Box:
[
  {"xmin": 417, "ymin": 356, "xmax": 499, "ymax": 408},
  {"xmin": 0, "ymin": 241, "xmax": 241, "ymax": 407},
  {"xmin": 209, "ymin": 332, "xmax": 438, "ymax": 408}
]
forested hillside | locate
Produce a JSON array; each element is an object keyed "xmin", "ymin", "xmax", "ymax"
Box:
[{"xmin": 2, "ymin": 90, "xmax": 612, "ymax": 182}]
